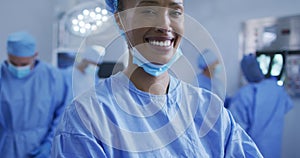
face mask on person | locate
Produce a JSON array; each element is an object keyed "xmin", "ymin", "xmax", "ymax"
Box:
[
  {"xmin": 213, "ymin": 64, "xmax": 222, "ymax": 77},
  {"xmin": 8, "ymin": 62, "xmax": 32, "ymax": 78},
  {"xmin": 132, "ymin": 47, "xmax": 183, "ymax": 76}
]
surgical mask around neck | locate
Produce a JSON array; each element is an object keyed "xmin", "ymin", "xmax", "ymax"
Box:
[
  {"xmin": 132, "ymin": 47, "xmax": 183, "ymax": 76},
  {"xmin": 8, "ymin": 62, "xmax": 32, "ymax": 78}
]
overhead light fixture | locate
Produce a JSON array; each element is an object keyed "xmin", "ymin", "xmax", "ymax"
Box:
[{"xmin": 65, "ymin": 1, "xmax": 112, "ymax": 37}]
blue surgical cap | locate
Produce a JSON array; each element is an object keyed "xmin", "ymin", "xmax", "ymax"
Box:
[
  {"xmin": 241, "ymin": 54, "xmax": 265, "ymax": 83},
  {"xmin": 198, "ymin": 49, "xmax": 218, "ymax": 70},
  {"xmin": 105, "ymin": 0, "xmax": 119, "ymax": 13},
  {"xmin": 7, "ymin": 31, "xmax": 36, "ymax": 57}
]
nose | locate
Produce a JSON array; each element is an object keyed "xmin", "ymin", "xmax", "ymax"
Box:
[{"xmin": 155, "ymin": 11, "xmax": 172, "ymax": 33}]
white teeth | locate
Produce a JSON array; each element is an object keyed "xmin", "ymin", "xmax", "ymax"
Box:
[{"xmin": 149, "ymin": 40, "xmax": 171, "ymax": 47}]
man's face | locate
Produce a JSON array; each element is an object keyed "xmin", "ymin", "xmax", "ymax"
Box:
[
  {"xmin": 118, "ymin": 0, "xmax": 184, "ymax": 65},
  {"xmin": 8, "ymin": 54, "xmax": 36, "ymax": 68}
]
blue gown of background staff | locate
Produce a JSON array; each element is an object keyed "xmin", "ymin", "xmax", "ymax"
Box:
[
  {"xmin": 228, "ymin": 54, "xmax": 293, "ymax": 158},
  {"xmin": 52, "ymin": 72, "xmax": 263, "ymax": 157},
  {"xmin": 0, "ymin": 60, "xmax": 70, "ymax": 158},
  {"xmin": 229, "ymin": 77, "xmax": 293, "ymax": 158},
  {"xmin": 196, "ymin": 73, "xmax": 224, "ymax": 99}
]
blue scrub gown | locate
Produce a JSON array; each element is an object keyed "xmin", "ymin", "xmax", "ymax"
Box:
[
  {"xmin": 196, "ymin": 73, "xmax": 212, "ymax": 91},
  {"xmin": 61, "ymin": 65, "xmax": 100, "ymax": 98},
  {"xmin": 0, "ymin": 60, "xmax": 70, "ymax": 158},
  {"xmin": 52, "ymin": 72, "xmax": 262, "ymax": 157},
  {"xmin": 229, "ymin": 78, "xmax": 294, "ymax": 158},
  {"xmin": 196, "ymin": 73, "xmax": 226, "ymax": 101}
]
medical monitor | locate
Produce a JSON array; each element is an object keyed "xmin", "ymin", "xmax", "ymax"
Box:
[
  {"xmin": 256, "ymin": 51, "xmax": 285, "ymax": 82},
  {"xmin": 53, "ymin": 48, "xmax": 77, "ymax": 69},
  {"xmin": 97, "ymin": 62, "xmax": 124, "ymax": 78}
]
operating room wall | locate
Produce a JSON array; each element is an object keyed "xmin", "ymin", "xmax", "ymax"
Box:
[
  {"xmin": 184, "ymin": 0, "xmax": 300, "ymax": 95},
  {"xmin": 0, "ymin": 0, "xmax": 54, "ymax": 63}
]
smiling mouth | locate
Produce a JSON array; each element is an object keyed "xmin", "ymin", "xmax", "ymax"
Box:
[
  {"xmin": 148, "ymin": 40, "xmax": 171, "ymax": 47},
  {"xmin": 145, "ymin": 38, "xmax": 175, "ymax": 47}
]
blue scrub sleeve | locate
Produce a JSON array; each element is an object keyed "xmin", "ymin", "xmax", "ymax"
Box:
[
  {"xmin": 228, "ymin": 85, "xmax": 255, "ymax": 131},
  {"xmin": 42, "ymin": 71, "xmax": 72, "ymax": 145},
  {"xmin": 225, "ymin": 110, "xmax": 263, "ymax": 158},
  {"xmin": 51, "ymin": 102, "xmax": 107, "ymax": 157},
  {"xmin": 283, "ymin": 91, "xmax": 294, "ymax": 114}
]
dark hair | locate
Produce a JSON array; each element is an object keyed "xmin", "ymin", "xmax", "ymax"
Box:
[
  {"xmin": 105, "ymin": 0, "xmax": 122, "ymax": 13},
  {"xmin": 117, "ymin": 0, "xmax": 123, "ymax": 12}
]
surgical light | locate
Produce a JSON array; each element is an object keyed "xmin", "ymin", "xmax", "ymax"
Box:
[
  {"xmin": 96, "ymin": 14, "xmax": 102, "ymax": 20},
  {"xmin": 95, "ymin": 7, "xmax": 101, "ymax": 12},
  {"xmin": 83, "ymin": 9, "xmax": 89, "ymax": 16},
  {"xmin": 72, "ymin": 19, "xmax": 78, "ymax": 25},
  {"xmin": 90, "ymin": 12, "xmax": 96, "ymax": 18},
  {"xmin": 73, "ymin": 26, "xmax": 80, "ymax": 32},
  {"xmin": 102, "ymin": 16, "xmax": 108, "ymax": 22},
  {"xmin": 77, "ymin": 14, "xmax": 84, "ymax": 20},
  {"xmin": 101, "ymin": 9, "xmax": 108, "ymax": 15},
  {"xmin": 65, "ymin": 2, "xmax": 111, "ymax": 37}
]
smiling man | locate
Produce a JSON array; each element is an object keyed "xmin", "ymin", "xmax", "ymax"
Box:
[{"xmin": 51, "ymin": 0, "xmax": 263, "ymax": 157}]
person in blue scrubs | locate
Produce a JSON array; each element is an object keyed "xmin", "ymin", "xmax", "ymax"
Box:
[
  {"xmin": 196, "ymin": 49, "xmax": 225, "ymax": 98},
  {"xmin": 228, "ymin": 54, "xmax": 294, "ymax": 158},
  {"xmin": 52, "ymin": 0, "xmax": 263, "ymax": 157},
  {"xmin": 0, "ymin": 31, "xmax": 70, "ymax": 158},
  {"xmin": 62, "ymin": 45, "xmax": 105, "ymax": 98},
  {"xmin": 196, "ymin": 49, "xmax": 232, "ymax": 108}
]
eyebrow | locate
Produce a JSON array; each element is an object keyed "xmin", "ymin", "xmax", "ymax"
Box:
[
  {"xmin": 138, "ymin": 0, "xmax": 160, "ymax": 6},
  {"xmin": 170, "ymin": 1, "xmax": 184, "ymax": 7},
  {"xmin": 137, "ymin": 0, "xmax": 184, "ymax": 7}
]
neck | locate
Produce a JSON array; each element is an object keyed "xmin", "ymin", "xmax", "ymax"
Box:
[
  {"xmin": 76, "ymin": 61, "xmax": 88, "ymax": 73},
  {"xmin": 124, "ymin": 63, "xmax": 170, "ymax": 95}
]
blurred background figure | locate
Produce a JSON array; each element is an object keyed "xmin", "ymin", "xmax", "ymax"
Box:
[
  {"xmin": 0, "ymin": 31, "xmax": 70, "ymax": 158},
  {"xmin": 196, "ymin": 49, "xmax": 229, "ymax": 106},
  {"xmin": 63, "ymin": 45, "xmax": 105, "ymax": 98},
  {"xmin": 228, "ymin": 54, "xmax": 294, "ymax": 158}
]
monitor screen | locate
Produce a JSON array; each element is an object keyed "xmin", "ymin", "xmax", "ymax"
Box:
[
  {"xmin": 57, "ymin": 52, "xmax": 77, "ymax": 69},
  {"xmin": 53, "ymin": 48, "xmax": 78, "ymax": 69},
  {"xmin": 97, "ymin": 62, "xmax": 124, "ymax": 78},
  {"xmin": 256, "ymin": 51, "xmax": 285, "ymax": 81}
]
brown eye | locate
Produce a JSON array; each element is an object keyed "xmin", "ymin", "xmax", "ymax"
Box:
[
  {"xmin": 169, "ymin": 9, "xmax": 182, "ymax": 18},
  {"xmin": 141, "ymin": 8, "xmax": 157, "ymax": 15}
]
